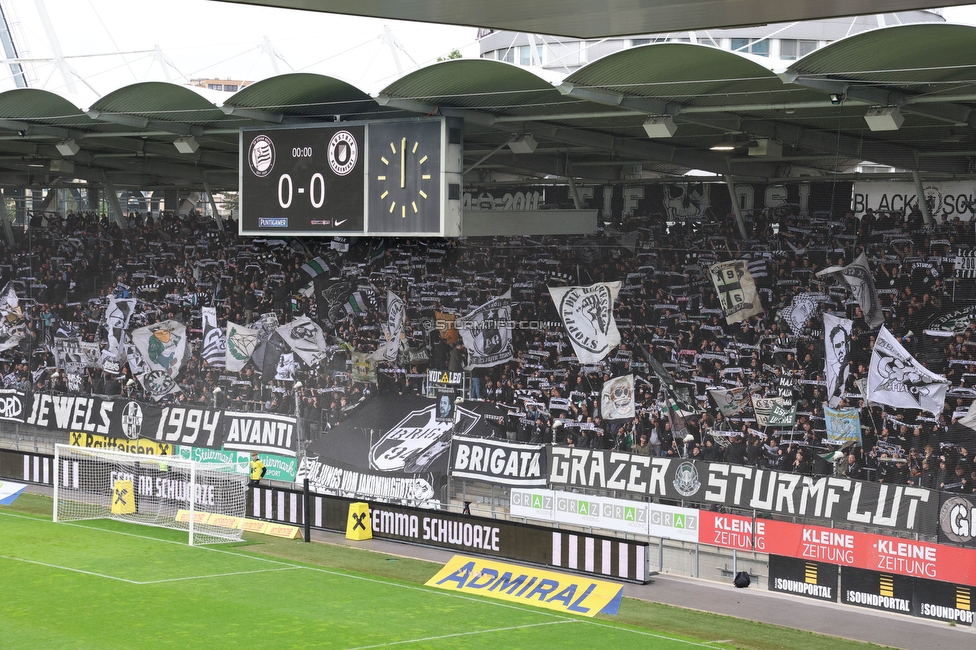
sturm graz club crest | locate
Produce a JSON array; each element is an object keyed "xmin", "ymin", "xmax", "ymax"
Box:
[
  {"xmin": 672, "ymin": 461, "xmax": 702, "ymax": 497},
  {"xmin": 369, "ymin": 405, "xmax": 480, "ymax": 474},
  {"xmin": 247, "ymin": 135, "xmax": 275, "ymax": 178},
  {"xmin": 559, "ymin": 284, "xmax": 613, "ymax": 356},
  {"xmin": 120, "ymin": 401, "xmax": 144, "ymax": 440}
]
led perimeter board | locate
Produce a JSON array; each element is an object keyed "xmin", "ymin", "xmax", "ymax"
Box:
[{"xmin": 239, "ymin": 117, "xmax": 462, "ymax": 237}]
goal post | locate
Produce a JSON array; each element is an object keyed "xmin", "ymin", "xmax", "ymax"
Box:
[{"xmin": 53, "ymin": 444, "xmax": 248, "ymax": 545}]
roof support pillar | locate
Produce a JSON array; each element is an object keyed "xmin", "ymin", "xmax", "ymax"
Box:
[
  {"xmin": 102, "ymin": 181, "xmax": 127, "ymax": 229},
  {"xmin": 565, "ymin": 157, "xmax": 582, "ymax": 210},
  {"xmin": 0, "ymin": 189, "xmax": 14, "ymax": 246},
  {"xmin": 203, "ymin": 181, "xmax": 225, "ymax": 232},
  {"xmin": 724, "ymin": 174, "xmax": 748, "ymax": 240},
  {"xmin": 911, "ymin": 169, "xmax": 934, "ymax": 227}
]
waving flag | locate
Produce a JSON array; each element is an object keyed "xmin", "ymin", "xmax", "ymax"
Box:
[
  {"xmin": 225, "ymin": 322, "xmax": 260, "ymax": 372},
  {"xmin": 130, "ymin": 320, "xmax": 187, "ymax": 399},
  {"xmin": 817, "ymin": 252, "xmax": 884, "ymax": 328},
  {"xmin": 867, "ymin": 326, "xmax": 948, "ymax": 416},
  {"xmin": 458, "ymin": 290, "xmax": 514, "ymax": 369},
  {"xmin": 201, "ymin": 306, "xmax": 225, "ymax": 368},
  {"xmin": 549, "ymin": 282, "xmax": 621, "ymax": 364},
  {"xmin": 708, "ymin": 260, "xmax": 763, "ymax": 324},
  {"xmin": 277, "ymin": 317, "xmax": 328, "ymax": 367},
  {"xmin": 600, "ymin": 374, "xmax": 635, "ymax": 420}
]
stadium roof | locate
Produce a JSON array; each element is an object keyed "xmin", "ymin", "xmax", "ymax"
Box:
[
  {"xmin": 3, "ymin": 23, "xmax": 976, "ymax": 193},
  {"xmin": 216, "ymin": 0, "xmax": 970, "ymax": 40}
]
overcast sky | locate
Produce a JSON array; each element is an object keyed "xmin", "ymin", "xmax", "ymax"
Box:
[{"xmin": 1, "ymin": 2, "xmax": 975, "ymax": 107}]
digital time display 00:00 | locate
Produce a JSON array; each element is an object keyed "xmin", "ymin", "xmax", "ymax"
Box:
[{"xmin": 240, "ymin": 125, "xmax": 366, "ymax": 234}]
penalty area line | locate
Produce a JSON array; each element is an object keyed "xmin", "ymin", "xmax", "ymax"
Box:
[
  {"xmin": 344, "ymin": 620, "xmax": 577, "ymax": 649},
  {"xmin": 138, "ymin": 566, "xmax": 303, "ymax": 584},
  {"xmin": 0, "ymin": 554, "xmax": 142, "ymax": 584}
]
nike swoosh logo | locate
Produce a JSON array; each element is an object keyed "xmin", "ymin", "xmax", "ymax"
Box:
[{"xmin": 335, "ymin": 219, "xmax": 348, "ymax": 226}]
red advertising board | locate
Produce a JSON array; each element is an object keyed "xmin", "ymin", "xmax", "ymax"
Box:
[{"xmin": 698, "ymin": 511, "xmax": 976, "ymax": 587}]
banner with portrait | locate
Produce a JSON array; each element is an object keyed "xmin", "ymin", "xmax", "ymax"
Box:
[
  {"xmin": 600, "ymin": 374, "xmax": 635, "ymax": 421},
  {"xmin": 823, "ymin": 312, "xmax": 853, "ymax": 408}
]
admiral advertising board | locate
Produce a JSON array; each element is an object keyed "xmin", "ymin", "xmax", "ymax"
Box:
[{"xmin": 547, "ymin": 447, "xmax": 937, "ymax": 533}]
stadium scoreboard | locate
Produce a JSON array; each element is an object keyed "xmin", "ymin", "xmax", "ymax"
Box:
[{"xmin": 239, "ymin": 117, "xmax": 463, "ymax": 237}]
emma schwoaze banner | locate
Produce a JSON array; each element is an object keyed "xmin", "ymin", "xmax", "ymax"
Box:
[{"xmin": 548, "ymin": 282, "xmax": 621, "ymax": 364}]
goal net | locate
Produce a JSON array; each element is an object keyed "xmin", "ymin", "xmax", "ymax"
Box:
[{"xmin": 54, "ymin": 444, "xmax": 248, "ymax": 545}]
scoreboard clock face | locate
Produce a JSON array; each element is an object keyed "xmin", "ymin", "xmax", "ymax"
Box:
[
  {"xmin": 240, "ymin": 124, "xmax": 366, "ymax": 235},
  {"xmin": 366, "ymin": 120, "xmax": 443, "ymax": 234}
]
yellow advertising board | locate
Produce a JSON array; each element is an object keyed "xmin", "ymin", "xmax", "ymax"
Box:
[
  {"xmin": 69, "ymin": 432, "xmax": 172, "ymax": 456},
  {"xmin": 425, "ymin": 555, "xmax": 623, "ymax": 617},
  {"xmin": 111, "ymin": 480, "xmax": 135, "ymax": 514}
]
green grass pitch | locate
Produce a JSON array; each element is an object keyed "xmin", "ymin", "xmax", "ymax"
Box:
[{"xmin": 0, "ymin": 495, "xmax": 886, "ymax": 649}]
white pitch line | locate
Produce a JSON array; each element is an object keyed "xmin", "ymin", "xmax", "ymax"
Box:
[
  {"xmin": 344, "ymin": 620, "xmax": 576, "ymax": 649},
  {"xmin": 138, "ymin": 566, "xmax": 302, "ymax": 585},
  {"xmin": 0, "ymin": 554, "xmax": 141, "ymax": 584}
]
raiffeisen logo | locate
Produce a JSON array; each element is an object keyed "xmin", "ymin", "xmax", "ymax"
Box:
[{"xmin": 258, "ymin": 218, "xmax": 288, "ymax": 228}]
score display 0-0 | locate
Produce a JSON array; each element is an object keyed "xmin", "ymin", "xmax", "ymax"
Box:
[{"xmin": 239, "ymin": 117, "xmax": 461, "ymax": 237}]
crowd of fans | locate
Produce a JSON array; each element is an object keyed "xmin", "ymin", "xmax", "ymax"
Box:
[{"xmin": 3, "ymin": 201, "xmax": 976, "ymax": 493}]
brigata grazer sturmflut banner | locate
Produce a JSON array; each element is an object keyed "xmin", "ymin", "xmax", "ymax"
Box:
[
  {"xmin": 450, "ymin": 436, "xmax": 546, "ymax": 487},
  {"xmin": 547, "ymin": 446, "xmax": 938, "ymax": 533},
  {"xmin": 21, "ymin": 392, "xmax": 298, "ymax": 456}
]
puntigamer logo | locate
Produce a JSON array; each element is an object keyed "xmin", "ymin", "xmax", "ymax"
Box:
[{"xmin": 258, "ymin": 218, "xmax": 288, "ymax": 228}]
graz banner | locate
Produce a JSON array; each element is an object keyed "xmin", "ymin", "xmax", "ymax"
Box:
[
  {"xmin": 547, "ymin": 447, "xmax": 938, "ymax": 533},
  {"xmin": 450, "ymin": 436, "xmax": 546, "ymax": 487},
  {"xmin": 298, "ymin": 394, "xmax": 504, "ymax": 506}
]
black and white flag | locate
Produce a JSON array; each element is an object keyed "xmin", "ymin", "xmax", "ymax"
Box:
[
  {"xmin": 707, "ymin": 386, "xmax": 751, "ymax": 417},
  {"xmin": 817, "ymin": 252, "xmax": 884, "ymax": 329},
  {"xmin": 823, "ymin": 312, "xmax": 853, "ymax": 408},
  {"xmin": 105, "ymin": 296, "xmax": 136, "ymax": 360},
  {"xmin": 708, "ymin": 260, "xmax": 763, "ymax": 324},
  {"xmin": 201, "ymin": 306, "xmax": 225, "ymax": 368},
  {"xmin": 779, "ymin": 292, "xmax": 828, "ymax": 334},
  {"xmin": 373, "ymin": 290, "xmax": 405, "ymax": 363},
  {"xmin": 458, "ymin": 290, "xmax": 514, "ymax": 369},
  {"xmin": 867, "ymin": 326, "xmax": 949, "ymax": 416},
  {"xmin": 277, "ymin": 317, "xmax": 328, "ymax": 367},
  {"xmin": 225, "ymin": 322, "xmax": 259, "ymax": 373},
  {"xmin": 600, "ymin": 374, "xmax": 635, "ymax": 420},
  {"xmin": 548, "ymin": 282, "xmax": 621, "ymax": 364}
]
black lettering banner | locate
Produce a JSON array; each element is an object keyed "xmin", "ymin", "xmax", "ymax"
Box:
[
  {"xmin": 450, "ymin": 436, "xmax": 547, "ymax": 487},
  {"xmin": 547, "ymin": 447, "xmax": 938, "ymax": 533}
]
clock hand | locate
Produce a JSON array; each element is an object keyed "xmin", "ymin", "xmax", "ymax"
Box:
[{"xmin": 400, "ymin": 137, "xmax": 406, "ymax": 189}]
